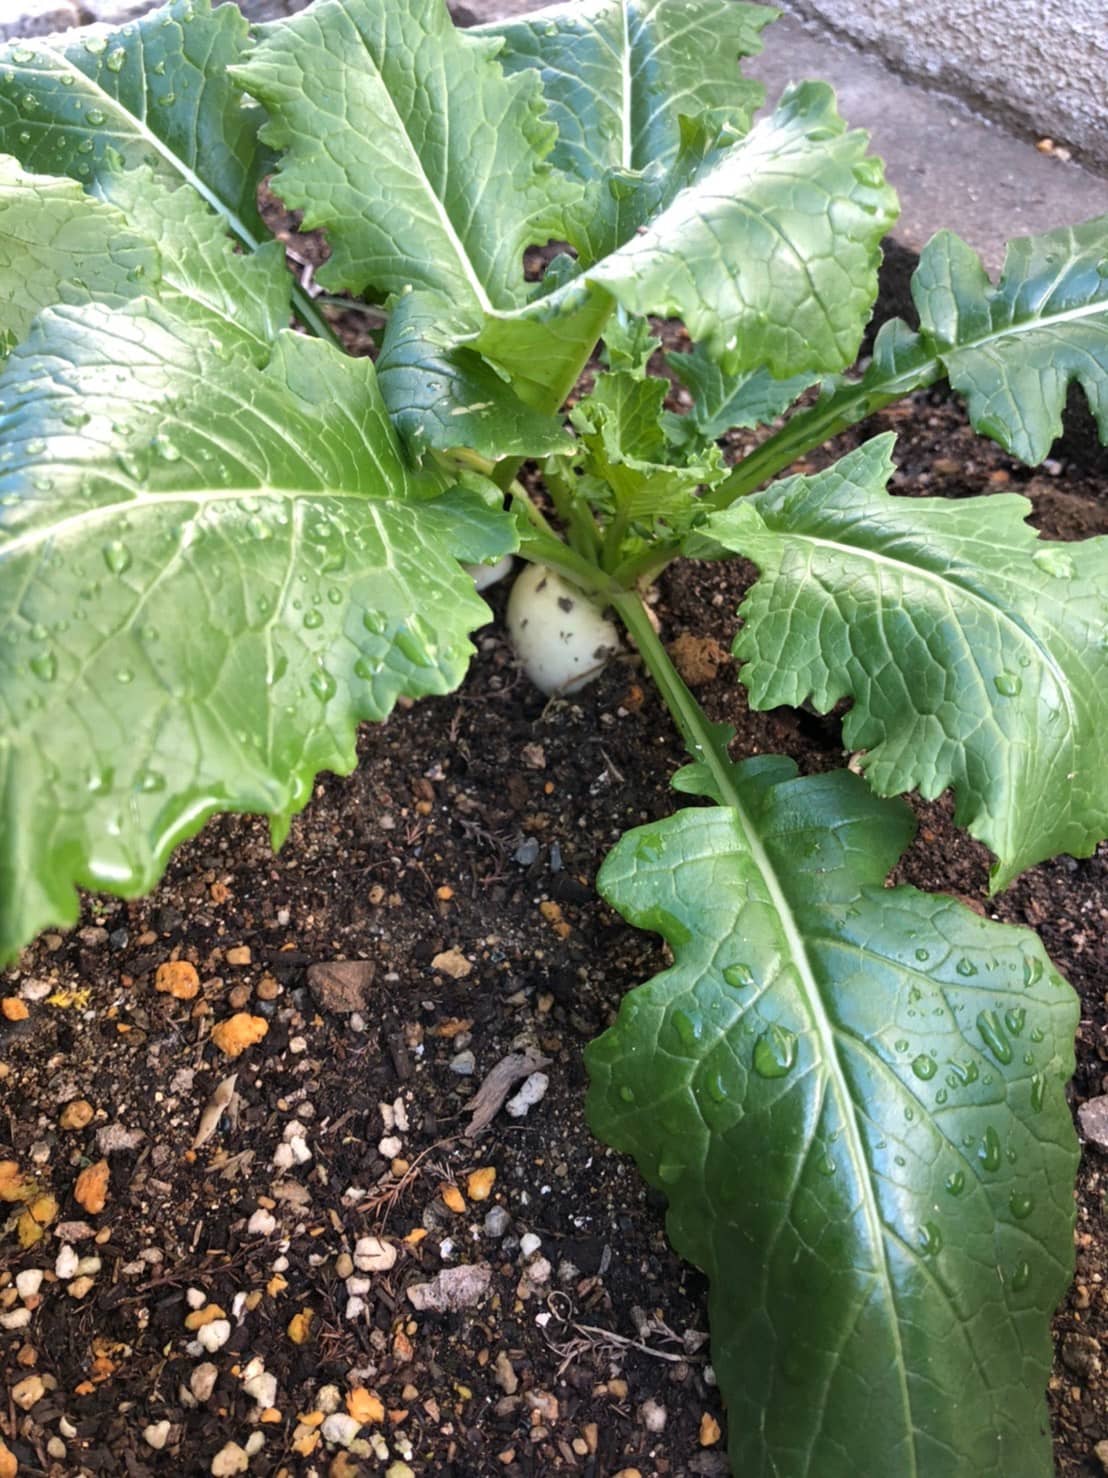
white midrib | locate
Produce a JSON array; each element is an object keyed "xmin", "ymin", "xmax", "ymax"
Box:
[
  {"xmin": 946, "ymin": 293, "xmax": 1108, "ymax": 353},
  {"xmin": 365, "ymin": 55, "xmax": 493, "ymax": 313},
  {"xmin": 47, "ymin": 50, "xmax": 261, "ymax": 254},
  {"xmin": 723, "ymin": 783, "xmax": 921, "ymax": 1477},
  {"xmin": 0, "ymin": 485, "xmax": 382, "ymax": 562},
  {"xmin": 779, "ymin": 530, "xmax": 1078, "ymax": 737},
  {"xmin": 619, "ymin": 0, "xmax": 633, "ymax": 169}
]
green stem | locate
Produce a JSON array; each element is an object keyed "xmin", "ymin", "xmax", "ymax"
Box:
[
  {"xmin": 290, "ymin": 285, "xmax": 341, "ymax": 346},
  {"xmin": 509, "ymin": 479, "xmax": 559, "ymax": 541},
  {"xmin": 612, "ymin": 591, "xmax": 736, "ymax": 796},
  {"xmin": 546, "ymin": 463, "xmax": 602, "ymax": 561},
  {"xmin": 518, "ymin": 529, "xmax": 621, "ymax": 600},
  {"xmin": 614, "ymin": 343, "xmax": 941, "ymax": 588}
]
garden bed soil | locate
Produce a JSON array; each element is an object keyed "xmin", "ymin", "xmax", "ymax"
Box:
[{"xmin": 2, "ymin": 255, "xmax": 1108, "ymax": 1478}]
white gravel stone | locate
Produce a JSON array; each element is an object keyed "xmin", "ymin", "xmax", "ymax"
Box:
[
  {"xmin": 0, "ymin": 1308, "xmax": 33, "ymax": 1331},
  {"xmin": 519, "ymin": 1232, "xmax": 542, "ymax": 1258},
  {"xmin": 317, "ymin": 1384, "xmax": 342, "ymax": 1414},
  {"xmin": 247, "ymin": 1208, "xmax": 277, "ymax": 1237},
  {"xmin": 354, "ymin": 1235, "xmax": 397, "ymax": 1273},
  {"xmin": 345, "ymin": 1295, "xmax": 366, "ymax": 1321},
  {"xmin": 75, "ymin": 1256, "xmax": 102, "ymax": 1277},
  {"xmin": 186, "ymin": 1287, "xmax": 207, "ymax": 1309},
  {"xmin": 143, "ymin": 1420, "xmax": 171, "ymax": 1451},
  {"xmin": 55, "ymin": 1244, "xmax": 78, "ymax": 1280},
  {"xmin": 641, "ymin": 1398, "xmax": 668, "ymax": 1433},
  {"xmin": 197, "ymin": 1319, "xmax": 232, "ymax": 1353},
  {"xmin": 243, "ymin": 1370, "xmax": 277, "ymax": 1410},
  {"xmin": 506, "ymin": 1071, "xmax": 549, "ymax": 1118},
  {"xmin": 346, "ymin": 1275, "xmax": 371, "ymax": 1296},
  {"xmin": 244, "ymin": 1432, "xmax": 265, "ymax": 1457},
  {"xmin": 322, "ymin": 1413, "xmax": 362, "ymax": 1447},
  {"xmin": 271, "ymin": 1143, "xmax": 295, "ymax": 1171},
  {"xmin": 16, "ymin": 1269, "xmax": 43, "ymax": 1300},
  {"xmin": 378, "ymin": 1135, "xmax": 402, "ymax": 1158},
  {"xmin": 190, "ymin": 1363, "xmax": 219, "ymax": 1402},
  {"xmin": 210, "ymin": 1441, "xmax": 250, "ymax": 1476}
]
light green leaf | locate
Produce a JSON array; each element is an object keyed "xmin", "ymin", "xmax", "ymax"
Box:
[
  {"xmin": 0, "ymin": 0, "xmax": 269, "ymax": 246},
  {"xmin": 667, "ymin": 340, "xmax": 819, "ymax": 442},
  {"xmin": 912, "ymin": 218, "xmax": 1108, "ymax": 464},
  {"xmin": 586, "ymin": 82, "xmax": 898, "ymax": 376},
  {"xmin": 0, "ymin": 301, "xmax": 514, "ymax": 963},
  {"xmin": 234, "ymin": 0, "xmax": 579, "ymax": 311},
  {"xmin": 476, "ymin": 0, "xmax": 776, "ymax": 260},
  {"xmin": 375, "ymin": 292, "xmax": 571, "ymax": 462},
  {"xmin": 0, "ymin": 155, "xmax": 156, "ymax": 361},
  {"xmin": 587, "ymin": 757, "xmax": 1078, "ymax": 1477},
  {"xmin": 699, "ymin": 435, "xmax": 1108, "ymax": 887},
  {"xmin": 572, "ymin": 369, "xmax": 723, "ymax": 537}
]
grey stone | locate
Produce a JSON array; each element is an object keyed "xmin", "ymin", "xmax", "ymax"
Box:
[
  {"xmin": 1061, "ymin": 1331, "xmax": 1102, "ymax": 1380},
  {"xmin": 483, "ymin": 1205, "xmax": 511, "ymax": 1238},
  {"xmin": 406, "ymin": 1262, "xmax": 492, "ymax": 1313},
  {"xmin": 1078, "ymin": 1095, "xmax": 1108, "ymax": 1152}
]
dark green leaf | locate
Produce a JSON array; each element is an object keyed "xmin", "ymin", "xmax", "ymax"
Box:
[
  {"xmin": 699, "ymin": 435, "xmax": 1108, "ymax": 887},
  {"xmin": 912, "ymin": 219, "xmax": 1108, "ymax": 464},
  {"xmin": 588, "ymin": 758, "xmax": 1077, "ymax": 1477}
]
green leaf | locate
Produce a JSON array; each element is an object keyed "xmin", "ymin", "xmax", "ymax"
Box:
[
  {"xmin": 912, "ymin": 219, "xmax": 1108, "ymax": 464},
  {"xmin": 587, "ymin": 758, "xmax": 1078, "ymax": 1477},
  {"xmin": 0, "ymin": 0, "xmax": 269, "ymax": 246},
  {"xmin": 0, "ymin": 301, "xmax": 514, "ymax": 963},
  {"xmin": 0, "ymin": 155, "xmax": 156, "ymax": 362},
  {"xmin": 572, "ymin": 369, "xmax": 723, "ymax": 538},
  {"xmin": 586, "ymin": 82, "xmax": 898, "ymax": 376},
  {"xmin": 234, "ymin": 0, "xmax": 579, "ymax": 311},
  {"xmin": 699, "ymin": 435, "xmax": 1108, "ymax": 887},
  {"xmin": 476, "ymin": 0, "xmax": 776, "ymax": 261},
  {"xmin": 375, "ymin": 292, "xmax": 571, "ymax": 462},
  {"xmin": 667, "ymin": 340, "xmax": 819, "ymax": 442}
]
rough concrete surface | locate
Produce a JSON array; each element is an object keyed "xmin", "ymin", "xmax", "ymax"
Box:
[
  {"xmin": 782, "ymin": 0, "xmax": 1108, "ymax": 170},
  {"xmin": 749, "ymin": 14, "xmax": 1108, "ymax": 272}
]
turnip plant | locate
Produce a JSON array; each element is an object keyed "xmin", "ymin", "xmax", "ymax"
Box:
[{"xmin": 1, "ymin": 0, "xmax": 1106, "ymax": 1471}]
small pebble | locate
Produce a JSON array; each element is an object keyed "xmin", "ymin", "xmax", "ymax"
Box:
[
  {"xmin": 506, "ymin": 1072, "xmax": 548, "ymax": 1118},
  {"xmin": 322, "ymin": 1413, "xmax": 361, "ymax": 1447},
  {"xmin": 211, "ymin": 1441, "xmax": 250, "ymax": 1476},
  {"xmin": 186, "ymin": 1287, "xmax": 207, "ymax": 1309},
  {"xmin": 355, "ymin": 1235, "xmax": 397, "ymax": 1273},
  {"xmin": 0, "ymin": 1308, "xmax": 32, "ymax": 1331},
  {"xmin": 378, "ymin": 1135, "xmax": 402, "ymax": 1158},
  {"xmin": 449, "ymin": 1050, "xmax": 476, "ymax": 1076},
  {"xmin": 197, "ymin": 1319, "xmax": 232, "ymax": 1353},
  {"xmin": 247, "ymin": 1208, "xmax": 276, "ymax": 1237},
  {"xmin": 641, "ymin": 1398, "xmax": 667, "ymax": 1433},
  {"xmin": 16, "ymin": 1269, "xmax": 43, "ymax": 1300},
  {"xmin": 335, "ymin": 1252, "xmax": 354, "ymax": 1279},
  {"xmin": 520, "ymin": 1232, "xmax": 542, "ymax": 1258},
  {"xmin": 484, "ymin": 1206, "xmax": 510, "ymax": 1238},
  {"xmin": 144, "ymin": 1421, "xmax": 171, "ymax": 1451},
  {"xmin": 317, "ymin": 1384, "xmax": 342, "ymax": 1414},
  {"xmin": 12, "ymin": 1374, "xmax": 45, "ymax": 1410},
  {"xmin": 55, "ymin": 1245, "xmax": 79, "ymax": 1280},
  {"xmin": 191, "ymin": 1363, "xmax": 219, "ymax": 1401},
  {"xmin": 243, "ymin": 1371, "xmax": 277, "ymax": 1409}
]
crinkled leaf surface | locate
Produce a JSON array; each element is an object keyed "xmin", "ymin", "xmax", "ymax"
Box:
[
  {"xmin": 913, "ymin": 219, "xmax": 1108, "ymax": 464},
  {"xmin": 586, "ymin": 82, "xmax": 897, "ymax": 376},
  {"xmin": 234, "ymin": 0, "xmax": 578, "ymax": 310},
  {"xmin": 0, "ymin": 0, "xmax": 268, "ymax": 243},
  {"xmin": 238, "ymin": 0, "xmax": 896, "ymax": 437},
  {"xmin": 476, "ymin": 0, "xmax": 775, "ymax": 260},
  {"xmin": 375, "ymin": 291, "xmax": 571, "ymax": 462},
  {"xmin": 699, "ymin": 435, "xmax": 1108, "ymax": 887},
  {"xmin": 0, "ymin": 302, "xmax": 513, "ymax": 962},
  {"xmin": 572, "ymin": 369, "xmax": 722, "ymax": 537},
  {"xmin": 667, "ymin": 340, "xmax": 819, "ymax": 442},
  {"xmin": 0, "ymin": 156, "xmax": 155, "ymax": 361},
  {"xmin": 587, "ymin": 757, "xmax": 1077, "ymax": 1477}
]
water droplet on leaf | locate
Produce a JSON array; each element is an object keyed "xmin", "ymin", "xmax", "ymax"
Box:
[{"xmin": 753, "ymin": 1024, "xmax": 797, "ymax": 1079}]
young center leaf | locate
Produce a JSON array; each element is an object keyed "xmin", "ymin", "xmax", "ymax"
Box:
[
  {"xmin": 666, "ymin": 339, "xmax": 820, "ymax": 444},
  {"xmin": 0, "ymin": 299, "xmax": 513, "ymax": 964},
  {"xmin": 237, "ymin": 2, "xmax": 896, "ymax": 439},
  {"xmin": 475, "ymin": 0, "xmax": 776, "ymax": 261},
  {"xmin": 912, "ymin": 218, "xmax": 1108, "ymax": 464},
  {"xmin": 587, "ymin": 758, "xmax": 1078, "ymax": 1478},
  {"xmin": 696, "ymin": 435, "xmax": 1108, "ymax": 888}
]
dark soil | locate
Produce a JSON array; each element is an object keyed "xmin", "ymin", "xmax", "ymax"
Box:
[{"xmin": 2, "ymin": 243, "xmax": 1107, "ymax": 1478}]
